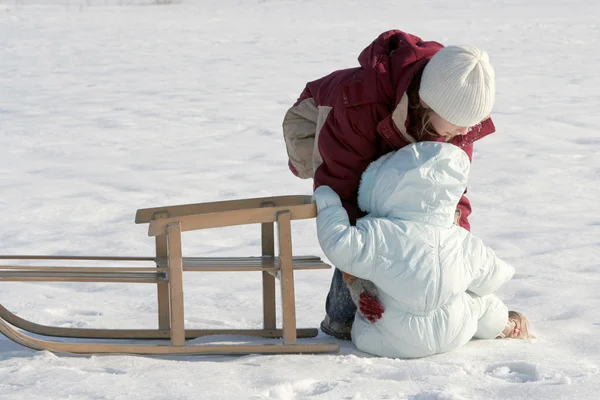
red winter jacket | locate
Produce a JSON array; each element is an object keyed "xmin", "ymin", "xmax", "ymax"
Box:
[{"xmin": 282, "ymin": 30, "xmax": 495, "ymax": 230}]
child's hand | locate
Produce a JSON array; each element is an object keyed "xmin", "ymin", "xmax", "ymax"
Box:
[
  {"xmin": 359, "ymin": 292, "xmax": 385, "ymax": 323},
  {"xmin": 343, "ymin": 272, "xmax": 385, "ymax": 323},
  {"xmin": 312, "ymin": 185, "xmax": 342, "ymax": 212}
]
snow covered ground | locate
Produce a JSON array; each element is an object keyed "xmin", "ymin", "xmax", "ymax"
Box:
[{"xmin": 1, "ymin": 0, "xmax": 599, "ymax": 398}]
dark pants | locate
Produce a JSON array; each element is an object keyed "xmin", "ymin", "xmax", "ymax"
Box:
[{"xmin": 325, "ymin": 267, "xmax": 357, "ymax": 325}]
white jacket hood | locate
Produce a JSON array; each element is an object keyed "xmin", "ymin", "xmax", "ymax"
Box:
[{"xmin": 357, "ymin": 142, "xmax": 470, "ymax": 227}]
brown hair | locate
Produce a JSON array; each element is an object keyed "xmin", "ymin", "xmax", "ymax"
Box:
[{"xmin": 406, "ymin": 68, "xmax": 437, "ymax": 140}]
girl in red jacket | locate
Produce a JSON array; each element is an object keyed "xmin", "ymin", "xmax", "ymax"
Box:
[{"xmin": 282, "ymin": 30, "xmax": 496, "ymax": 339}]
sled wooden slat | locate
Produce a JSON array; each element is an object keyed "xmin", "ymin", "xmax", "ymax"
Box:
[
  {"xmin": 0, "ymin": 265, "xmax": 166, "ymax": 283},
  {"xmin": 277, "ymin": 211, "xmax": 297, "ymax": 345},
  {"xmin": 154, "ymin": 212, "xmax": 171, "ymax": 331},
  {"xmin": 0, "ymin": 195, "xmax": 340, "ymax": 355},
  {"xmin": 0, "ymin": 266, "xmax": 167, "ymax": 272},
  {"xmin": 166, "ymin": 222, "xmax": 185, "ymax": 346},
  {"xmin": 0, "ymin": 255, "xmax": 155, "ymax": 261},
  {"xmin": 147, "ymin": 205, "xmax": 316, "ymax": 237},
  {"xmin": 152, "ymin": 256, "xmax": 329, "ymax": 272},
  {"xmin": 262, "ymin": 217, "xmax": 277, "ymax": 330},
  {"xmin": 134, "ymin": 195, "xmax": 313, "ymax": 224},
  {"xmin": 0, "ymin": 276, "xmax": 163, "ymax": 284}
]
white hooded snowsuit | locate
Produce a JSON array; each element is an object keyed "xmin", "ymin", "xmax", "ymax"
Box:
[{"xmin": 314, "ymin": 142, "xmax": 515, "ymax": 358}]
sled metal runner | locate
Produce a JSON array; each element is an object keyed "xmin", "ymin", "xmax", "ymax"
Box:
[{"xmin": 0, "ymin": 195, "xmax": 340, "ymax": 356}]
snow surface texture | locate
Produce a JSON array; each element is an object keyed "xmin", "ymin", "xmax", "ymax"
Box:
[{"xmin": 1, "ymin": 0, "xmax": 599, "ymax": 399}]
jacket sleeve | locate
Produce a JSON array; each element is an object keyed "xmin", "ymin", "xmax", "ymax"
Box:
[
  {"xmin": 456, "ymin": 116, "xmax": 497, "ymax": 231},
  {"xmin": 465, "ymin": 233, "xmax": 515, "ymax": 297},
  {"xmin": 313, "ymin": 186, "xmax": 377, "ymax": 279},
  {"xmin": 282, "ymin": 85, "xmax": 318, "ymax": 179},
  {"xmin": 470, "ymin": 293, "xmax": 509, "ymax": 339},
  {"xmin": 456, "ymin": 143, "xmax": 473, "ymax": 231},
  {"xmin": 313, "ymin": 106, "xmax": 387, "ymax": 225}
]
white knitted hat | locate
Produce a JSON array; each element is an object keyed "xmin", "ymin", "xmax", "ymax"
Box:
[{"xmin": 419, "ymin": 45, "xmax": 495, "ymax": 127}]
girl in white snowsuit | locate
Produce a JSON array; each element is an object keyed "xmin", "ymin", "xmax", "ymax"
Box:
[{"xmin": 313, "ymin": 142, "xmax": 532, "ymax": 358}]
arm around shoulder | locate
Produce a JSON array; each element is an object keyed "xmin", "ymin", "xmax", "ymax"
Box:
[{"xmin": 313, "ymin": 186, "xmax": 377, "ymax": 280}]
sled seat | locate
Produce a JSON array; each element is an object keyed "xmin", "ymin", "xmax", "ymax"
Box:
[
  {"xmin": 0, "ymin": 261, "xmax": 166, "ymax": 283},
  {"xmin": 155, "ymin": 255, "xmax": 328, "ymax": 273}
]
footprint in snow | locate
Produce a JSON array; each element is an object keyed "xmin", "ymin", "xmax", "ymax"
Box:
[
  {"xmin": 485, "ymin": 361, "xmax": 571, "ymax": 384},
  {"xmin": 266, "ymin": 380, "xmax": 337, "ymax": 399},
  {"xmin": 486, "ymin": 361, "xmax": 540, "ymax": 383},
  {"xmin": 408, "ymin": 391, "xmax": 468, "ymax": 400}
]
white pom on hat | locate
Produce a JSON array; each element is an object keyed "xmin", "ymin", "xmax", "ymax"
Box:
[{"xmin": 419, "ymin": 45, "xmax": 495, "ymax": 127}]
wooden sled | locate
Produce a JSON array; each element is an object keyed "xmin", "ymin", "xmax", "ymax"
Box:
[{"xmin": 0, "ymin": 195, "xmax": 340, "ymax": 355}]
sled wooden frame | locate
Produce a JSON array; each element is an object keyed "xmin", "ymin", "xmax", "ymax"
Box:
[{"xmin": 0, "ymin": 195, "xmax": 340, "ymax": 355}]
